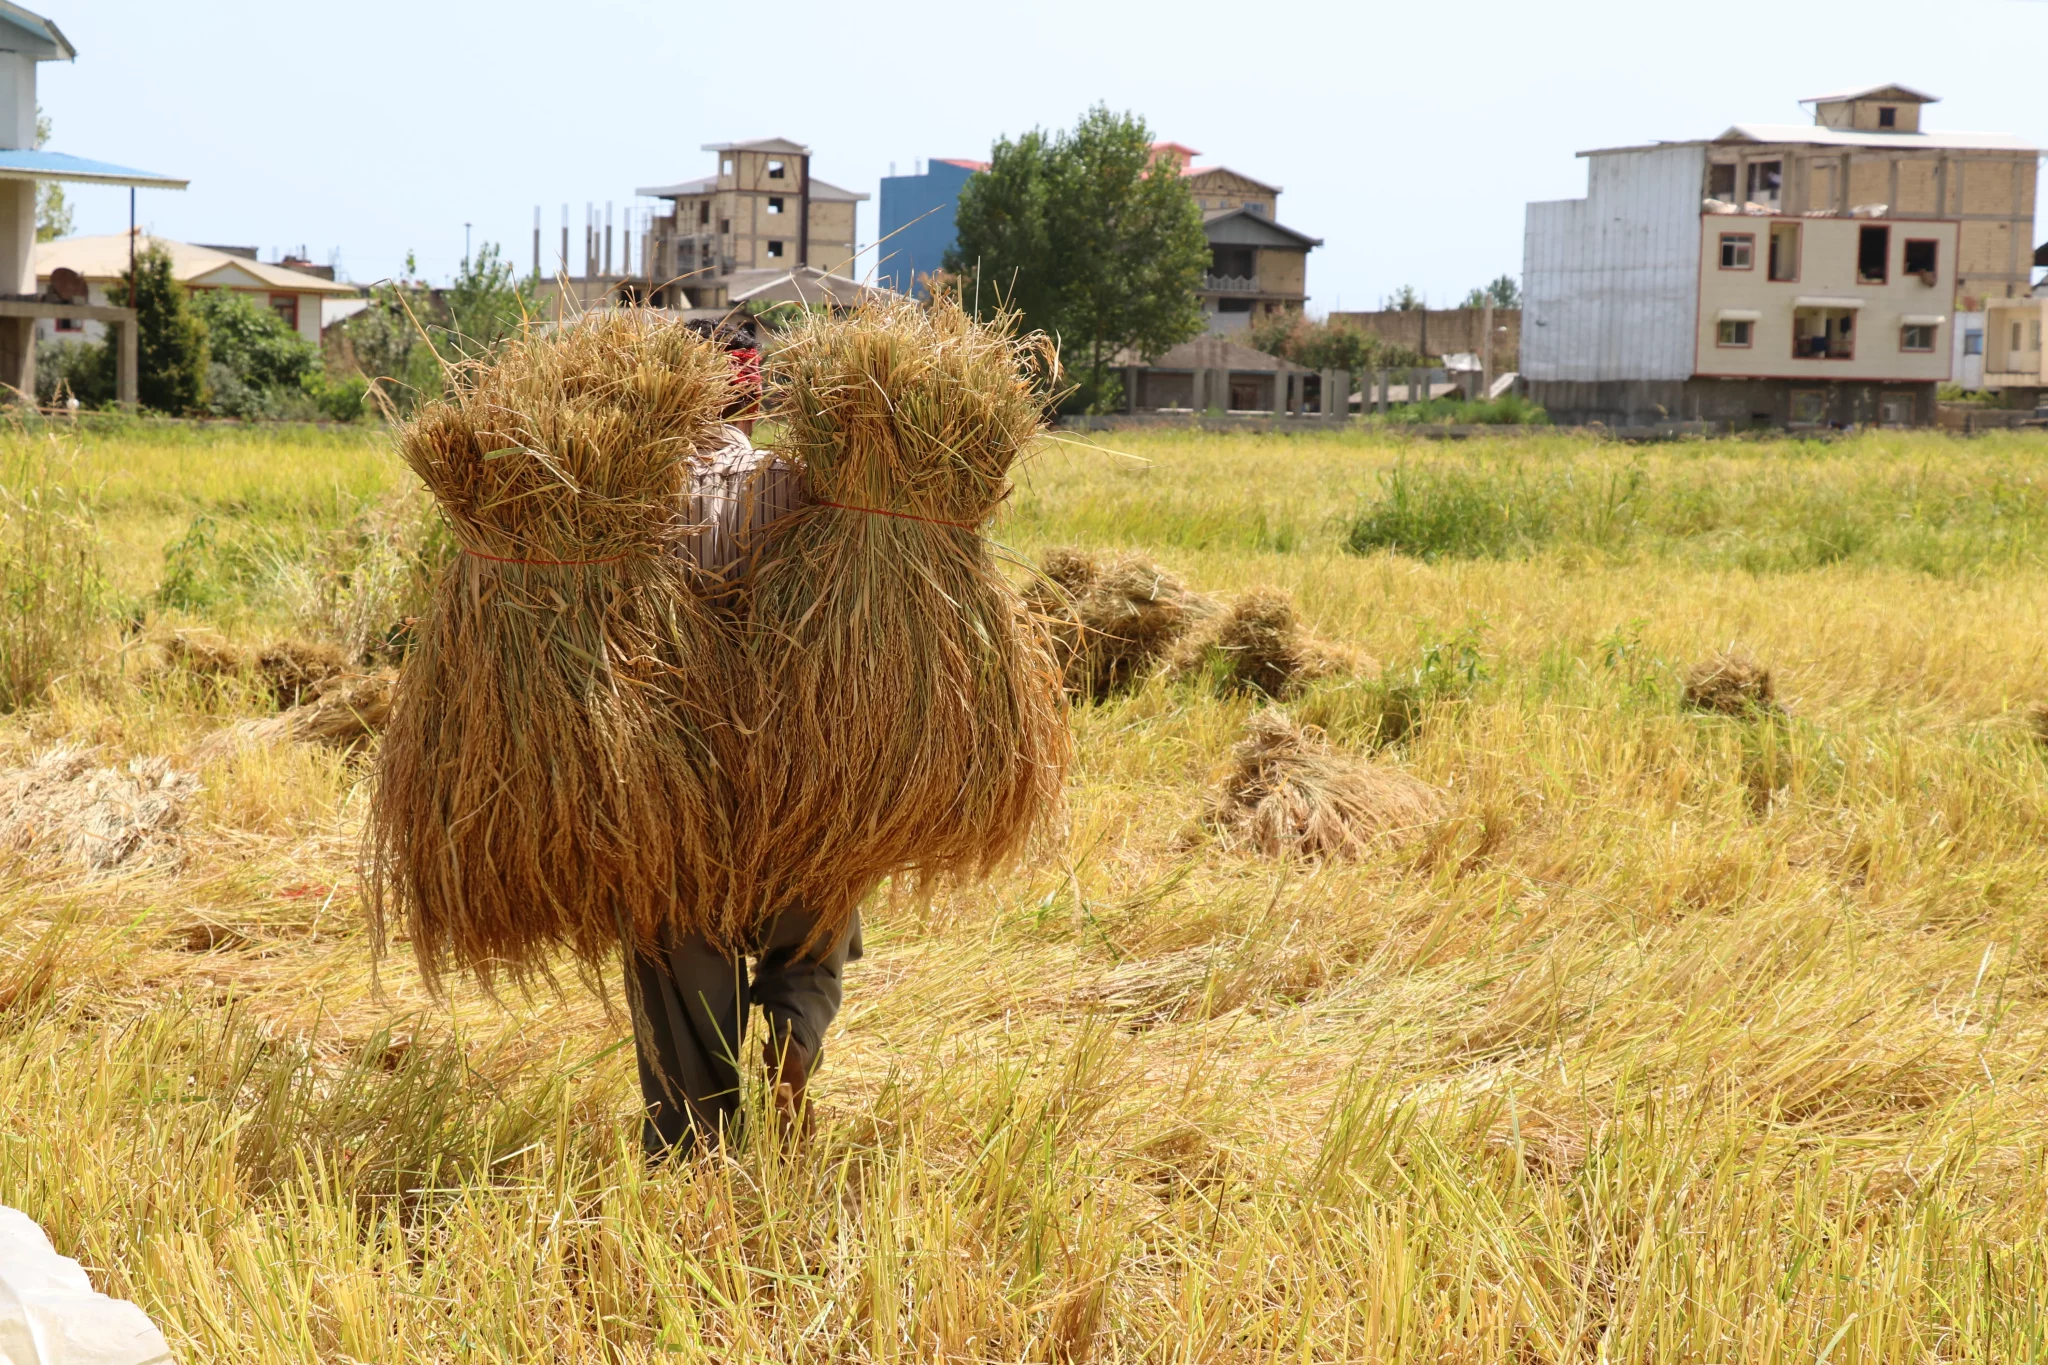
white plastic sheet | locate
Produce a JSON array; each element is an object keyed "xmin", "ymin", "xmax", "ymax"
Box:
[{"xmin": 0, "ymin": 1208, "xmax": 174, "ymax": 1365}]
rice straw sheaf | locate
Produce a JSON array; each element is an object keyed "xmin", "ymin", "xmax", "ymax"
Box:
[
  {"xmin": 1024, "ymin": 548, "xmax": 1211, "ymax": 701},
  {"xmin": 738, "ymin": 296, "xmax": 1071, "ymax": 943},
  {"xmin": 1173, "ymin": 586, "xmax": 1374, "ymax": 699},
  {"xmin": 367, "ymin": 312, "xmax": 745, "ymax": 989},
  {"xmin": 1208, "ymin": 709, "xmax": 1444, "ymax": 860}
]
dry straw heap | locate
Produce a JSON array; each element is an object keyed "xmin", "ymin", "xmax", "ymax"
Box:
[
  {"xmin": 1682, "ymin": 649, "xmax": 1778, "ymax": 716},
  {"xmin": 1173, "ymin": 587, "xmax": 1374, "ymax": 700},
  {"xmin": 1208, "ymin": 709, "xmax": 1442, "ymax": 860},
  {"xmin": 736, "ymin": 296, "xmax": 1070, "ymax": 945},
  {"xmin": 1025, "ymin": 548, "xmax": 1210, "ymax": 701},
  {"xmin": 367, "ymin": 312, "xmax": 744, "ymax": 988}
]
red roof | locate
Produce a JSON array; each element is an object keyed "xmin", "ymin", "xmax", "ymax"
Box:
[
  {"xmin": 1149, "ymin": 141, "xmax": 1201, "ymax": 163},
  {"xmin": 934, "ymin": 158, "xmax": 990, "ymax": 172}
]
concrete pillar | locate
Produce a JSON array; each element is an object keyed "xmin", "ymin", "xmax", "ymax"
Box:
[
  {"xmin": 1327, "ymin": 369, "xmax": 1349, "ymax": 417},
  {"xmin": 116, "ymin": 315, "xmax": 137, "ymax": 409},
  {"xmin": 0, "ymin": 178, "xmax": 34, "ymax": 296}
]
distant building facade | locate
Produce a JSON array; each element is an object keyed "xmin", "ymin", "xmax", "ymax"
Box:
[
  {"xmin": 869, "ymin": 141, "xmax": 1321, "ymax": 331},
  {"xmin": 1522, "ymin": 84, "xmax": 2034, "ymax": 428},
  {"xmin": 637, "ymin": 138, "xmax": 868, "ymax": 308},
  {"xmin": 34, "ymin": 235, "xmax": 355, "ymax": 347},
  {"xmin": 877, "ymin": 158, "xmax": 983, "ymax": 296}
]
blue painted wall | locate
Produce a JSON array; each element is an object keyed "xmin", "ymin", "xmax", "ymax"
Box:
[{"xmin": 877, "ymin": 159, "xmax": 979, "ymax": 296}]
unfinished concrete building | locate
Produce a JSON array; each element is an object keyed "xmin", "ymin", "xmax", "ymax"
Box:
[
  {"xmin": 637, "ymin": 138, "xmax": 867, "ymax": 309},
  {"xmin": 1522, "ymin": 84, "xmax": 2037, "ymax": 428}
]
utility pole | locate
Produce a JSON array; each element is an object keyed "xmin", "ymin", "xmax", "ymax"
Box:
[
  {"xmin": 463, "ymin": 222, "xmax": 472, "ymax": 273},
  {"xmin": 532, "ymin": 206, "xmax": 540, "ymax": 280}
]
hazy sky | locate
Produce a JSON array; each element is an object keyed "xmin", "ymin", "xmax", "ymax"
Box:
[{"xmin": 37, "ymin": 0, "xmax": 2048, "ymax": 309}]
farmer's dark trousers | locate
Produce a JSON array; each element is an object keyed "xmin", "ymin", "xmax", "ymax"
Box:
[{"xmin": 628, "ymin": 906, "xmax": 862, "ymax": 1156}]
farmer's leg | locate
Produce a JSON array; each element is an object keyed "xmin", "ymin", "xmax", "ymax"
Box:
[
  {"xmin": 751, "ymin": 907, "xmax": 863, "ymax": 1077},
  {"xmin": 628, "ymin": 927, "xmax": 751, "ymax": 1156}
]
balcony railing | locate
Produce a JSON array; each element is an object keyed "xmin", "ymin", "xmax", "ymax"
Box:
[{"xmin": 1203, "ymin": 273, "xmax": 1260, "ymax": 293}]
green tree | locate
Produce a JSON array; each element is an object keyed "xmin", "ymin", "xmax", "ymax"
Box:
[
  {"xmin": 106, "ymin": 244, "xmax": 207, "ymax": 414},
  {"xmin": 1458, "ymin": 275, "xmax": 1521, "ymax": 310},
  {"xmin": 951, "ymin": 106, "xmax": 1209, "ymax": 412},
  {"xmin": 189, "ymin": 289, "xmax": 318, "ymax": 417},
  {"xmin": 445, "ymin": 242, "xmax": 539, "ymax": 359},
  {"xmin": 1382, "ymin": 285, "xmax": 1424, "ymax": 312},
  {"xmin": 33, "ymin": 108, "xmax": 71, "ymax": 243}
]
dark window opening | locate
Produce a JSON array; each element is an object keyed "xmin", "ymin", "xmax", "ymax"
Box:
[
  {"xmin": 1719, "ymin": 233, "xmax": 1754, "ymax": 269},
  {"xmin": 54, "ymin": 316, "xmax": 83, "ymax": 332},
  {"xmin": 766, "ymin": 240, "xmax": 784, "ymax": 259},
  {"xmin": 1768, "ymin": 222, "xmax": 1799, "ymax": 281},
  {"xmin": 717, "ymin": 218, "xmax": 729, "ymax": 234},
  {"xmin": 1903, "ymin": 238, "xmax": 1937, "ymax": 281},
  {"xmin": 1745, "ymin": 160, "xmax": 1782, "ymax": 204},
  {"xmin": 1858, "ymin": 225, "xmax": 1889, "ymax": 284},
  {"xmin": 1901, "ymin": 324, "xmax": 1936, "ymax": 352},
  {"xmin": 1708, "ymin": 163, "xmax": 1736, "ymax": 199},
  {"xmin": 767, "ymin": 196, "xmax": 784, "ymax": 214},
  {"xmin": 1209, "ymin": 246, "xmax": 1255, "ymax": 279},
  {"xmin": 1794, "ymin": 307, "xmax": 1855, "ymax": 360},
  {"xmin": 766, "ymin": 159, "xmax": 786, "ymax": 179},
  {"xmin": 698, "ymin": 203, "xmax": 709, "ymax": 225},
  {"xmin": 1964, "ymin": 329, "xmax": 1984, "ymax": 356},
  {"xmin": 1878, "ymin": 106, "xmax": 1897, "ymax": 128},
  {"xmin": 1217, "ymin": 298, "xmax": 1253, "ymax": 313},
  {"xmin": 1717, "ymin": 319, "xmax": 1752, "ymax": 347}
]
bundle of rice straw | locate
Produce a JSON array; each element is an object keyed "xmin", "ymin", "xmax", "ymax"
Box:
[
  {"xmin": 1208, "ymin": 710, "xmax": 1442, "ymax": 860},
  {"xmin": 367, "ymin": 312, "xmax": 743, "ymax": 988},
  {"xmin": 735, "ymin": 296, "xmax": 1070, "ymax": 944},
  {"xmin": 164, "ymin": 632, "xmax": 352, "ymax": 709},
  {"xmin": 1173, "ymin": 587, "xmax": 1374, "ymax": 699},
  {"xmin": 1024, "ymin": 547, "xmax": 1210, "ymax": 700},
  {"xmin": 1682, "ymin": 649, "xmax": 1777, "ymax": 716}
]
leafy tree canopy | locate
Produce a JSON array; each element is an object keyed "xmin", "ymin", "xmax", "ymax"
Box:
[
  {"xmin": 950, "ymin": 106, "xmax": 1209, "ymax": 412},
  {"xmin": 106, "ymin": 244, "xmax": 208, "ymax": 414},
  {"xmin": 1459, "ymin": 274, "xmax": 1521, "ymax": 310}
]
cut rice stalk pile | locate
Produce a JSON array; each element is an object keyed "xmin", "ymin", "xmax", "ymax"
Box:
[
  {"xmin": 1173, "ymin": 587, "xmax": 1374, "ymax": 699},
  {"xmin": 738, "ymin": 296, "xmax": 1070, "ymax": 944},
  {"xmin": 195, "ymin": 670, "xmax": 398, "ymax": 762},
  {"xmin": 0, "ymin": 746, "xmax": 196, "ymax": 873},
  {"xmin": 1024, "ymin": 548, "xmax": 1212, "ymax": 701},
  {"xmin": 164, "ymin": 632, "xmax": 352, "ymax": 709},
  {"xmin": 1683, "ymin": 649, "xmax": 1778, "ymax": 716},
  {"xmin": 367, "ymin": 311, "xmax": 745, "ymax": 988},
  {"xmin": 1208, "ymin": 709, "xmax": 1443, "ymax": 860}
]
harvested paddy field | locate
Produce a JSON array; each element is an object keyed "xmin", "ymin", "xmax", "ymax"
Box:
[{"xmin": 5, "ymin": 418, "xmax": 2048, "ymax": 1361}]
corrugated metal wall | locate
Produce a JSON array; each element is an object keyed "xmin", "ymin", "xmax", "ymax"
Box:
[{"xmin": 1521, "ymin": 145, "xmax": 1706, "ymax": 382}]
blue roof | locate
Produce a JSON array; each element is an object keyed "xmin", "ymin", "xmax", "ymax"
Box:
[{"xmin": 0, "ymin": 150, "xmax": 186, "ymax": 189}]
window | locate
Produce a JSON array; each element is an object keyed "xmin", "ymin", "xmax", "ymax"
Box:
[
  {"xmin": 268, "ymin": 293, "xmax": 299, "ymax": 330},
  {"xmin": 1708, "ymin": 162, "xmax": 1737, "ymax": 199},
  {"xmin": 1857, "ymin": 225, "xmax": 1889, "ymax": 284},
  {"xmin": 1878, "ymin": 106, "xmax": 1897, "ymax": 128},
  {"xmin": 721, "ymin": 158, "xmax": 733, "ymax": 175},
  {"xmin": 1745, "ymin": 159, "xmax": 1782, "ymax": 204},
  {"xmin": 717, "ymin": 218, "xmax": 729, "ymax": 234},
  {"xmin": 1719, "ymin": 233, "xmax": 1754, "ymax": 269},
  {"xmin": 2033, "ymin": 321, "xmax": 2043, "ymax": 351},
  {"xmin": 1717, "ymin": 319, "xmax": 1753, "ymax": 347},
  {"xmin": 2016, "ymin": 323, "xmax": 2025, "ymax": 352},
  {"xmin": 54, "ymin": 315, "xmax": 82, "ymax": 333},
  {"xmin": 1793, "ymin": 306, "xmax": 1856, "ymax": 360},
  {"xmin": 766, "ymin": 159, "xmax": 786, "ymax": 179},
  {"xmin": 698, "ymin": 203, "xmax": 709, "ymax": 225},
  {"xmin": 1901, "ymin": 323, "xmax": 1936, "ymax": 351},
  {"xmin": 766, "ymin": 240, "xmax": 784, "ymax": 258},
  {"xmin": 1246, "ymin": 202, "xmax": 1265, "ymax": 216},
  {"xmin": 1790, "ymin": 390, "xmax": 1827, "ymax": 423},
  {"xmin": 766, "ymin": 196, "xmax": 784, "ymax": 214},
  {"xmin": 1880, "ymin": 393, "xmax": 1914, "ymax": 426},
  {"xmin": 1964, "ymin": 329, "xmax": 1984, "ymax": 356},
  {"xmin": 1768, "ymin": 222, "xmax": 1800, "ymax": 281},
  {"xmin": 1903, "ymin": 239, "xmax": 1937, "ymax": 282},
  {"xmin": 1217, "ymin": 298, "xmax": 1253, "ymax": 313}
]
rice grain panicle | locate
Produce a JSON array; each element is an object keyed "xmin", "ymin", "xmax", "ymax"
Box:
[
  {"xmin": 737, "ymin": 296, "xmax": 1071, "ymax": 944},
  {"xmin": 1208, "ymin": 708, "xmax": 1442, "ymax": 859},
  {"xmin": 367, "ymin": 311, "xmax": 744, "ymax": 989},
  {"xmin": 1173, "ymin": 586, "xmax": 1374, "ymax": 699},
  {"xmin": 1024, "ymin": 547, "xmax": 1210, "ymax": 701}
]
